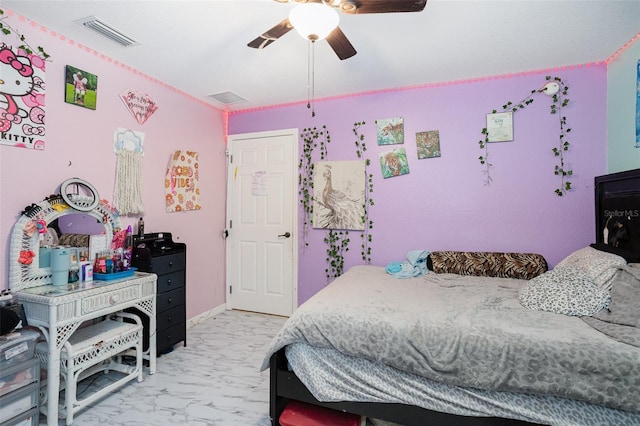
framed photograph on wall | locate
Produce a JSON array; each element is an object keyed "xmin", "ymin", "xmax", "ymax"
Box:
[
  {"xmin": 486, "ymin": 112, "xmax": 513, "ymax": 142},
  {"xmin": 65, "ymin": 65, "xmax": 98, "ymax": 110}
]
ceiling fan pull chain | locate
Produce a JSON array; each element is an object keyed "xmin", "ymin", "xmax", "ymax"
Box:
[{"xmin": 306, "ymin": 39, "xmax": 316, "ymax": 117}]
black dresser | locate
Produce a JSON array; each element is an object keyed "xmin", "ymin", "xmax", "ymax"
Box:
[{"xmin": 131, "ymin": 232, "xmax": 187, "ymax": 355}]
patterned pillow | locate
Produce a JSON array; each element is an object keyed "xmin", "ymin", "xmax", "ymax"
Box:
[
  {"xmin": 519, "ymin": 266, "xmax": 610, "ymax": 316},
  {"xmin": 555, "ymin": 246, "xmax": 626, "ymax": 289},
  {"xmin": 427, "ymin": 251, "xmax": 548, "ymax": 280}
]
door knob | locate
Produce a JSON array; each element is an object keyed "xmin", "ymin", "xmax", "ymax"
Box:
[{"xmin": 278, "ymin": 232, "xmax": 291, "ymax": 238}]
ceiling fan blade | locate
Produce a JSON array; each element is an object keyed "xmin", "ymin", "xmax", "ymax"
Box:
[
  {"xmin": 326, "ymin": 26, "xmax": 357, "ymax": 60},
  {"xmin": 247, "ymin": 18, "xmax": 293, "ymax": 49},
  {"xmin": 342, "ymin": 0, "xmax": 427, "ymax": 14}
]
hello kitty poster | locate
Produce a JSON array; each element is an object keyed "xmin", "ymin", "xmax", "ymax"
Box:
[{"xmin": 0, "ymin": 44, "xmax": 46, "ymax": 150}]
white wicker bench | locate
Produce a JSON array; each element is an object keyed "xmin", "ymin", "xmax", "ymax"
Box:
[{"xmin": 36, "ymin": 312, "xmax": 143, "ymax": 425}]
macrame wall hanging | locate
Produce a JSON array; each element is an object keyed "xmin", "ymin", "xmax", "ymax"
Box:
[{"xmin": 113, "ymin": 128, "xmax": 145, "ymax": 215}]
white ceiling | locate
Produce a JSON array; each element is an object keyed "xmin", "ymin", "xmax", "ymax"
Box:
[{"xmin": 3, "ymin": 1, "xmax": 640, "ymax": 112}]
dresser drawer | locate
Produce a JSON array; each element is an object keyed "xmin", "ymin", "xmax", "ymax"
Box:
[
  {"xmin": 158, "ymin": 323, "xmax": 186, "ymax": 353},
  {"xmin": 149, "ymin": 253, "xmax": 185, "ymax": 275},
  {"xmin": 157, "ymin": 270, "xmax": 185, "ymax": 293},
  {"xmin": 157, "ymin": 288, "xmax": 185, "ymax": 312},
  {"xmin": 157, "ymin": 305, "xmax": 186, "ymax": 331}
]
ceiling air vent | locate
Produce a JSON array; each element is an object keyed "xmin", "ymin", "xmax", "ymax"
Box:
[
  {"xmin": 207, "ymin": 91, "xmax": 247, "ymax": 105},
  {"xmin": 75, "ymin": 16, "xmax": 139, "ymax": 47}
]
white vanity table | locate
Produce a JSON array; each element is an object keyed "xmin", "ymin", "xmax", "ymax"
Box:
[
  {"xmin": 7, "ymin": 187, "xmax": 159, "ymax": 425},
  {"xmin": 15, "ymin": 273, "xmax": 157, "ymax": 425}
]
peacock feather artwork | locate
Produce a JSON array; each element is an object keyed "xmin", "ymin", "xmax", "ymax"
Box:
[{"xmin": 313, "ymin": 161, "xmax": 365, "ymax": 231}]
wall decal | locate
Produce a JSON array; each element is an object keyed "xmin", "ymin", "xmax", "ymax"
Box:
[
  {"xmin": 313, "ymin": 161, "xmax": 365, "ymax": 231},
  {"xmin": 65, "ymin": 65, "xmax": 97, "ymax": 110},
  {"xmin": 379, "ymin": 147, "xmax": 410, "ymax": 178},
  {"xmin": 0, "ymin": 45, "xmax": 46, "ymax": 150},
  {"xmin": 416, "ymin": 130, "xmax": 441, "ymax": 159},
  {"xmin": 165, "ymin": 150, "xmax": 201, "ymax": 212},
  {"xmin": 376, "ymin": 117, "xmax": 404, "ymax": 145},
  {"xmin": 120, "ymin": 89, "xmax": 159, "ymax": 125}
]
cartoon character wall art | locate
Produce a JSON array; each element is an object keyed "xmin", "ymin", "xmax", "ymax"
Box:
[{"xmin": 0, "ymin": 44, "xmax": 46, "ymax": 150}]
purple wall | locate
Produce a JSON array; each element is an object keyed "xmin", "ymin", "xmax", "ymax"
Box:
[{"xmin": 229, "ymin": 68, "xmax": 608, "ymax": 305}]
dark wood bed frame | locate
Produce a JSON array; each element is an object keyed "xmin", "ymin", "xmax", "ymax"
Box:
[{"xmin": 269, "ymin": 168, "xmax": 640, "ymax": 426}]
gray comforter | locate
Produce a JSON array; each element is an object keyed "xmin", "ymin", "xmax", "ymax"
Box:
[{"xmin": 262, "ymin": 265, "xmax": 640, "ymax": 413}]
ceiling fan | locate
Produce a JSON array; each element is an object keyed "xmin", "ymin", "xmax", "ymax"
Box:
[{"xmin": 247, "ymin": 0, "xmax": 428, "ymax": 60}]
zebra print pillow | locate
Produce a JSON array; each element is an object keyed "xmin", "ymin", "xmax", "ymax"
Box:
[{"xmin": 427, "ymin": 251, "xmax": 548, "ymax": 280}]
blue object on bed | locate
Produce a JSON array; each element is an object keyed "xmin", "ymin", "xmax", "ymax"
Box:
[{"xmin": 385, "ymin": 249, "xmax": 430, "ymax": 278}]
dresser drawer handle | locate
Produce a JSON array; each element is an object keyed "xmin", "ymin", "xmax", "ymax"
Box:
[
  {"xmin": 167, "ymin": 298, "xmax": 173, "ymax": 304},
  {"xmin": 167, "ymin": 316, "xmax": 172, "ymax": 322},
  {"xmin": 166, "ymin": 279, "xmax": 172, "ymax": 285},
  {"xmin": 168, "ymin": 262, "xmax": 173, "ymax": 267},
  {"xmin": 109, "ymin": 294, "xmax": 120, "ymax": 305}
]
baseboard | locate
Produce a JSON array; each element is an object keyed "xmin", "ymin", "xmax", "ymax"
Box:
[{"xmin": 187, "ymin": 303, "xmax": 228, "ymax": 328}]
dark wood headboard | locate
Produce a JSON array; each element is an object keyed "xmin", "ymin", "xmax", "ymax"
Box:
[{"xmin": 594, "ymin": 168, "xmax": 640, "ymax": 262}]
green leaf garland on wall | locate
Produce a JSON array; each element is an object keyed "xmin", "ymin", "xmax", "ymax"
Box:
[{"xmin": 479, "ymin": 76, "xmax": 572, "ymax": 196}]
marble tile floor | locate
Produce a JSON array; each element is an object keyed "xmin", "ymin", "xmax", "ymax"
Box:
[{"xmin": 40, "ymin": 310, "xmax": 287, "ymax": 426}]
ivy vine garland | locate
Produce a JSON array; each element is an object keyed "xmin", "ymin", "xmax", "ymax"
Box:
[
  {"xmin": 354, "ymin": 121, "xmax": 374, "ymax": 265},
  {"xmin": 479, "ymin": 76, "xmax": 572, "ymax": 196},
  {"xmin": 324, "ymin": 229, "xmax": 350, "ymax": 280},
  {"xmin": 298, "ymin": 122, "xmax": 374, "ymax": 281},
  {"xmin": 299, "ymin": 126, "xmax": 330, "ymax": 245},
  {"xmin": 0, "ymin": 9, "xmax": 51, "ymax": 59}
]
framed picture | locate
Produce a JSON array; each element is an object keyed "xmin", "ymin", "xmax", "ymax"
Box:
[
  {"xmin": 376, "ymin": 117, "xmax": 404, "ymax": 145},
  {"xmin": 486, "ymin": 112, "xmax": 513, "ymax": 142},
  {"xmin": 379, "ymin": 148, "xmax": 410, "ymax": 178},
  {"xmin": 65, "ymin": 65, "xmax": 98, "ymax": 110},
  {"xmin": 416, "ymin": 130, "xmax": 441, "ymax": 159},
  {"xmin": 313, "ymin": 161, "xmax": 365, "ymax": 230}
]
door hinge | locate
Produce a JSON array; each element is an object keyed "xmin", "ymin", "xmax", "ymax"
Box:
[{"xmin": 229, "ymin": 285, "xmax": 232, "ymax": 294}]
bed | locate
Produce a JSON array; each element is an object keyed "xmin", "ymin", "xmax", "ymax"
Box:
[{"xmin": 263, "ymin": 168, "xmax": 640, "ymax": 426}]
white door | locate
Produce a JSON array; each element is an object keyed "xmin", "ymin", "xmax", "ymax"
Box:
[{"xmin": 226, "ymin": 128, "xmax": 298, "ymax": 316}]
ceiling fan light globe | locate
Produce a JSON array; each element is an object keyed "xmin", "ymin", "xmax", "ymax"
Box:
[{"xmin": 289, "ymin": 3, "xmax": 339, "ymax": 41}]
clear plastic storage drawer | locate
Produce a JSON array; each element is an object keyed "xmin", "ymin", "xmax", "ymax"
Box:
[{"xmin": 0, "ymin": 357, "xmax": 39, "ymax": 397}]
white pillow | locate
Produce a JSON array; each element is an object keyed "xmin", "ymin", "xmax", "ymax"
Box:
[{"xmin": 555, "ymin": 246, "xmax": 626, "ymax": 290}]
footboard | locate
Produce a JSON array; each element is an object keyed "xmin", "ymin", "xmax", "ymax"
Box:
[{"xmin": 269, "ymin": 347, "xmax": 535, "ymax": 426}]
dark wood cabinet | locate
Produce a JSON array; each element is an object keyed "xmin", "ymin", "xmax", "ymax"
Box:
[{"xmin": 131, "ymin": 232, "xmax": 187, "ymax": 355}]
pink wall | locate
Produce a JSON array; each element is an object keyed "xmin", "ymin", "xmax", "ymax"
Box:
[
  {"xmin": 229, "ymin": 68, "xmax": 608, "ymax": 305},
  {"xmin": 0, "ymin": 12, "xmax": 228, "ymax": 320}
]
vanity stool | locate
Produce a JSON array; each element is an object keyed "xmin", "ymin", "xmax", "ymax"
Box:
[{"xmin": 36, "ymin": 312, "xmax": 144, "ymax": 425}]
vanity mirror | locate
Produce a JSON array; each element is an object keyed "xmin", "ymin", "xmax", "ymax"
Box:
[{"xmin": 9, "ymin": 179, "xmax": 122, "ymax": 290}]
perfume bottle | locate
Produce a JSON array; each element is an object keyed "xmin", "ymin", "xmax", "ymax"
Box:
[{"xmin": 137, "ymin": 217, "xmax": 145, "ymax": 238}]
